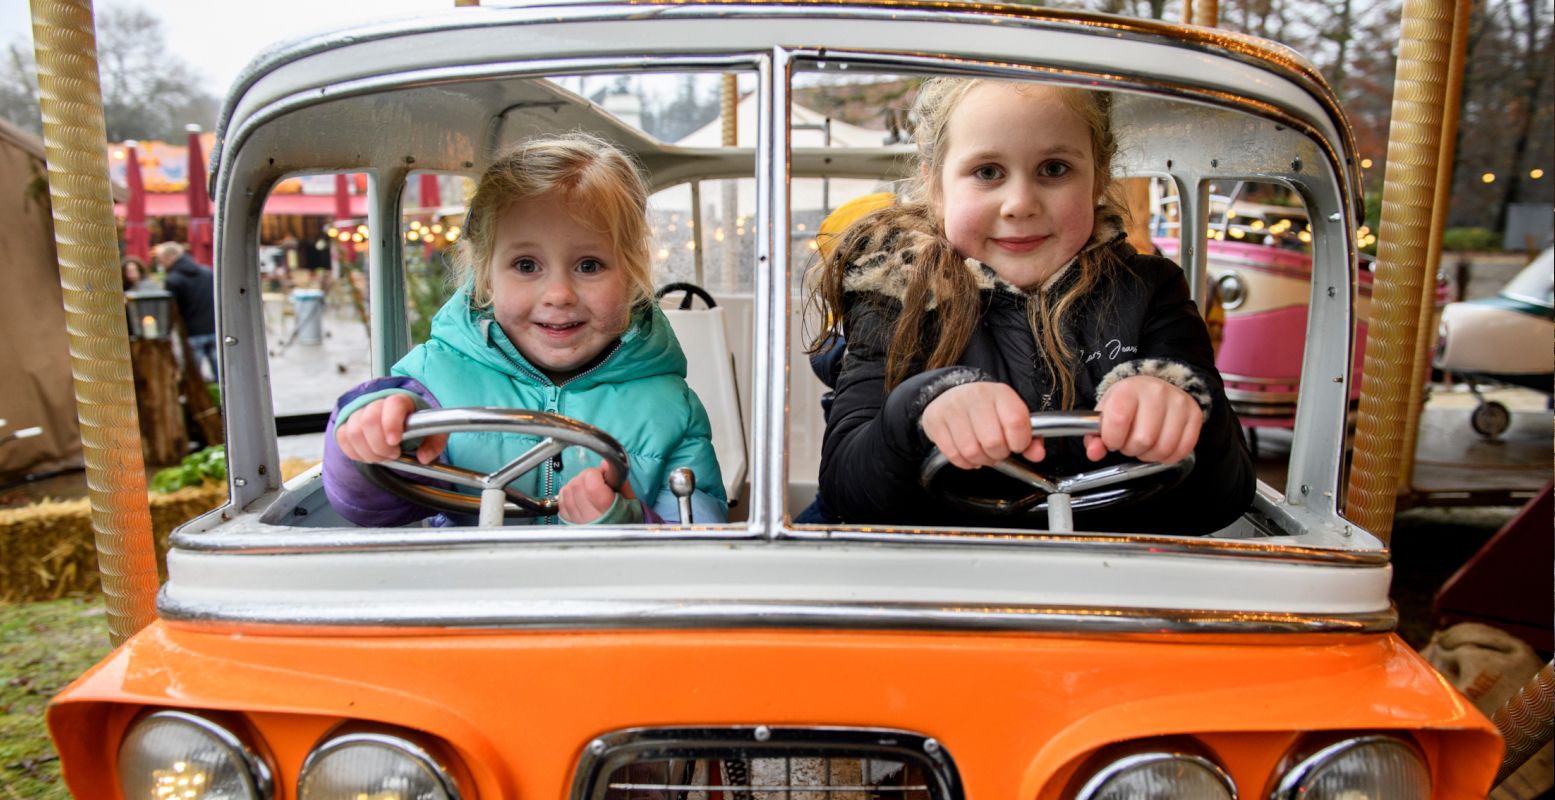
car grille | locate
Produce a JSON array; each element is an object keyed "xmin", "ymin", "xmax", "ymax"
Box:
[{"xmin": 571, "ymin": 727, "xmax": 964, "ymax": 800}]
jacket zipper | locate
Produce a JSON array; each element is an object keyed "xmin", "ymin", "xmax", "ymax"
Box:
[{"xmin": 487, "ymin": 328, "xmax": 624, "ymax": 524}]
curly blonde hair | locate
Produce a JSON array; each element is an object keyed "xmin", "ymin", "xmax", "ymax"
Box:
[{"xmin": 453, "ymin": 132, "xmax": 653, "ymax": 318}]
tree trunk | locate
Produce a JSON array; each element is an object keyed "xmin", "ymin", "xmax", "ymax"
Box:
[{"xmin": 129, "ymin": 338, "xmax": 187, "ymax": 466}]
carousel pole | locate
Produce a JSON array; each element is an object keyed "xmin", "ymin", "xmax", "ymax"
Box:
[
  {"xmin": 1191, "ymin": 0, "xmax": 1217, "ymax": 27},
  {"xmin": 30, "ymin": 0, "xmax": 159, "ymax": 645},
  {"xmin": 1398, "ymin": 0, "xmax": 1471, "ymax": 493},
  {"xmin": 1345, "ymin": 0, "xmax": 1456, "ymax": 541}
]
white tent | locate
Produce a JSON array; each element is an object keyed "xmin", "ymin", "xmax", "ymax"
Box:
[{"xmin": 673, "ymin": 93, "xmax": 895, "ymax": 214}]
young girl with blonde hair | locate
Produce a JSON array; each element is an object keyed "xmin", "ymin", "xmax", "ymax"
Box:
[
  {"xmin": 811, "ymin": 78, "xmax": 1253, "ymax": 533},
  {"xmin": 325, "ymin": 133, "xmax": 726, "ymax": 526}
]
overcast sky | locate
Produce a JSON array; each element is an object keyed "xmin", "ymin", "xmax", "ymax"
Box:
[{"xmin": 3, "ymin": 0, "xmax": 451, "ymax": 96}]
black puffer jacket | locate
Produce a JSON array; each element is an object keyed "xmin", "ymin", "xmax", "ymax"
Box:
[
  {"xmin": 818, "ymin": 218, "xmax": 1255, "ymax": 534},
  {"xmin": 163, "ymin": 253, "xmax": 216, "ymax": 337}
]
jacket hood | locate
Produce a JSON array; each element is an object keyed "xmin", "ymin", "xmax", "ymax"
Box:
[
  {"xmin": 427, "ymin": 285, "xmax": 686, "ymax": 388},
  {"xmin": 841, "ymin": 208, "xmax": 1127, "ymax": 308}
]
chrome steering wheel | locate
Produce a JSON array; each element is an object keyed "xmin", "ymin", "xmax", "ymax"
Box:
[
  {"xmin": 354, "ymin": 407, "xmax": 629, "ymax": 527},
  {"xmin": 919, "ymin": 411, "xmax": 1194, "ymax": 533}
]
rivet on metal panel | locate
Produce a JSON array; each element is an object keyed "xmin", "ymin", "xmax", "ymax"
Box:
[
  {"xmin": 924, "ymin": 738, "xmax": 941, "ymax": 755},
  {"xmin": 754, "ymin": 726, "xmax": 771, "ymax": 742},
  {"xmin": 1210, "ymin": 158, "xmax": 1219, "ymax": 168},
  {"xmin": 1290, "ymin": 158, "xmax": 1303, "ymax": 171},
  {"xmin": 223, "ymin": 336, "xmax": 238, "ymax": 345},
  {"xmin": 1328, "ymin": 212, "xmax": 1342, "ymax": 222},
  {"xmin": 234, "ymin": 477, "xmax": 247, "ymax": 487},
  {"xmin": 1301, "ymin": 484, "xmax": 1310, "ymax": 495},
  {"xmin": 257, "ymin": 464, "xmax": 266, "ymax": 475},
  {"xmin": 1328, "ymin": 286, "xmax": 1336, "ymax": 298},
  {"xmin": 1333, "ymin": 376, "xmax": 1343, "ymax": 383},
  {"xmin": 589, "ymin": 738, "xmax": 606, "ymax": 755}
]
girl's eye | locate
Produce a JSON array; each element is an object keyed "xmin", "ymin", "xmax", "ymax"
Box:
[
  {"xmin": 514, "ymin": 257, "xmax": 539, "ymax": 273},
  {"xmin": 1038, "ymin": 160, "xmax": 1071, "ymax": 178},
  {"xmin": 576, "ymin": 258, "xmax": 605, "ymax": 274},
  {"xmin": 973, "ymin": 164, "xmax": 1004, "ymax": 181}
]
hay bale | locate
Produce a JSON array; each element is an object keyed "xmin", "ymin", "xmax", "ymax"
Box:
[{"xmin": 0, "ymin": 459, "xmax": 317, "ymax": 602}]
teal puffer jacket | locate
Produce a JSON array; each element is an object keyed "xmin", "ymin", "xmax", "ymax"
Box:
[{"xmin": 327, "ymin": 287, "xmax": 727, "ymax": 525}]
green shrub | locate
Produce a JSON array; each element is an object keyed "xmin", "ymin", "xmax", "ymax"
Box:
[
  {"xmin": 150, "ymin": 445, "xmax": 226, "ymax": 493},
  {"xmin": 1441, "ymin": 227, "xmax": 1501, "ymax": 253}
]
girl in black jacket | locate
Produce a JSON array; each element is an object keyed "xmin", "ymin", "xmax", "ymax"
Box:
[{"xmin": 807, "ymin": 78, "xmax": 1254, "ymax": 534}]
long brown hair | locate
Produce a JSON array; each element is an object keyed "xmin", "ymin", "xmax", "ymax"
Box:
[{"xmin": 809, "ymin": 78, "xmax": 1128, "ymax": 408}]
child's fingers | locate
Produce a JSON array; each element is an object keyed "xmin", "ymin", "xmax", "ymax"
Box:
[
  {"xmin": 414, "ymin": 433, "xmax": 448, "ymax": 465},
  {"xmin": 1097, "ymin": 387, "xmax": 1138, "ymax": 454},
  {"xmin": 1083, "ymin": 432, "xmax": 1106, "ymax": 462},
  {"xmin": 379, "ymin": 394, "xmax": 418, "ymax": 449},
  {"xmin": 937, "ymin": 421, "xmax": 979, "ymax": 471},
  {"xmin": 1168, "ymin": 405, "xmax": 1203, "ymax": 464},
  {"xmin": 994, "ymin": 389, "xmax": 1034, "ymax": 455},
  {"xmin": 598, "ymin": 460, "xmax": 638, "ymax": 499},
  {"xmin": 337, "ymin": 401, "xmax": 395, "ymax": 462},
  {"xmin": 970, "ymin": 407, "xmax": 1013, "ymax": 464},
  {"xmin": 1121, "ymin": 401, "xmax": 1163, "ymax": 459},
  {"xmin": 559, "ymin": 467, "xmax": 620, "ymax": 523}
]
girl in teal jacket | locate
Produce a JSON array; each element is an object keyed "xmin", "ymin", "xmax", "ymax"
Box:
[{"xmin": 323, "ymin": 134, "xmax": 726, "ymax": 526}]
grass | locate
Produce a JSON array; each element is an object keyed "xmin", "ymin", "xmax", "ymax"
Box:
[{"xmin": 0, "ymin": 597, "xmax": 110, "ymax": 799}]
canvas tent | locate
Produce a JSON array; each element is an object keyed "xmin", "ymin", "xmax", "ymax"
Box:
[
  {"xmin": 674, "ymin": 92, "xmax": 897, "ymax": 212},
  {"xmin": 0, "ymin": 118, "xmax": 83, "ymax": 483}
]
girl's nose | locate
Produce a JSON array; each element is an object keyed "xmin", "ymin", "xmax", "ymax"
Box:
[
  {"xmin": 539, "ymin": 272, "xmax": 577, "ymax": 305},
  {"xmin": 1001, "ymin": 178, "xmax": 1041, "ymax": 217}
]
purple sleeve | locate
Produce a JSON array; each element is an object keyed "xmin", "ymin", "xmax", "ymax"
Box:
[{"xmin": 321, "ymin": 376, "xmax": 443, "ymax": 527}]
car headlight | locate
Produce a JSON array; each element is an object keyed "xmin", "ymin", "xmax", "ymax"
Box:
[
  {"xmin": 1215, "ymin": 272, "xmax": 1247, "ymax": 310},
  {"xmin": 117, "ymin": 709, "xmax": 274, "ymax": 800},
  {"xmin": 1073, "ymin": 750, "xmax": 1236, "ymax": 800},
  {"xmin": 1271, "ymin": 734, "xmax": 1430, "ymax": 799},
  {"xmin": 298, "ymin": 730, "xmax": 460, "ymax": 800}
]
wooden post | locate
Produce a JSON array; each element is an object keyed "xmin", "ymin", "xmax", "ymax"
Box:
[
  {"xmin": 129, "ymin": 338, "xmax": 187, "ymax": 466},
  {"xmin": 170, "ymin": 306, "xmax": 225, "ymax": 448}
]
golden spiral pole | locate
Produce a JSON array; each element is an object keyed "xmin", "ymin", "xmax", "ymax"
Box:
[
  {"xmin": 1191, "ymin": 0, "xmax": 1217, "ymax": 27},
  {"xmin": 30, "ymin": 0, "xmax": 159, "ymax": 645},
  {"xmin": 1344, "ymin": 0, "xmax": 1454, "ymax": 541},
  {"xmin": 1492, "ymin": 661, "xmax": 1555, "ymax": 785},
  {"xmin": 1398, "ymin": 0, "xmax": 1470, "ymax": 492}
]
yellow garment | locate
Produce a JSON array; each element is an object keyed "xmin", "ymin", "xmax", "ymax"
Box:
[{"xmin": 817, "ymin": 192, "xmax": 895, "ymax": 258}]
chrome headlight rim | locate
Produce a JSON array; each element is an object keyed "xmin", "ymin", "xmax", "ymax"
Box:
[
  {"xmin": 1073, "ymin": 748, "xmax": 1237, "ymax": 800},
  {"xmin": 298, "ymin": 729, "xmax": 462, "ymax": 800},
  {"xmin": 1271, "ymin": 733, "xmax": 1428, "ymax": 800},
  {"xmin": 120, "ymin": 708, "xmax": 276, "ymax": 800}
]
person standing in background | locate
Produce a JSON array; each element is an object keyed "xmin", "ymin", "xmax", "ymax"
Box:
[{"xmin": 155, "ymin": 242, "xmax": 219, "ymax": 381}]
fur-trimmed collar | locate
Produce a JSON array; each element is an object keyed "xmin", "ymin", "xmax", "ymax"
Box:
[{"xmin": 842, "ymin": 213, "xmax": 1126, "ymax": 308}]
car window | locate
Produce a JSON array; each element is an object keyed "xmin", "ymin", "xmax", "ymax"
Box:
[{"xmin": 263, "ymin": 170, "xmax": 376, "ymax": 434}]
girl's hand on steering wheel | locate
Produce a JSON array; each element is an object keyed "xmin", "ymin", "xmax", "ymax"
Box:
[
  {"xmin": 558, "ymin": 461, "xmax": 637, "ymax": 523},
  {"xmin": 921, "ymin": 382, "xmax": 1044, "ymax": 470},
  {"xmin": 335, "ymin": 394, "xmax": 448, "ymax": 465},
  {"xmin": 1088, "ymin": 375, "xmax": 1201, "ymax": 464}
]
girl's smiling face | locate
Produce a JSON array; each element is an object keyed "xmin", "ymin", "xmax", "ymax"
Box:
[
  {"xmin": 933, "ymin": 82, "xmax": 1098, "ymax": 290},
  {"xmin": 488, "ymin": 190, "xmax": 630, "ymax": 382}
]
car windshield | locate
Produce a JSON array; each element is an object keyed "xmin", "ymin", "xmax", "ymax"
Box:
[{"xmin": 209, "ymin": 14, "xmax": 1366, "ymax": 552}]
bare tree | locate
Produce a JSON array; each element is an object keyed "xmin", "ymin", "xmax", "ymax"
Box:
[
  {"xmin": 0, "ymin": 42, "xmax": 41, "ymax": 135},
  {"xmin": 1451, "ymin": 0, "xmax": 1555, "ymax": 230},
  {"xmin": 0, "ymin": 3, "xmax": 218, "ymax": 141}
]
